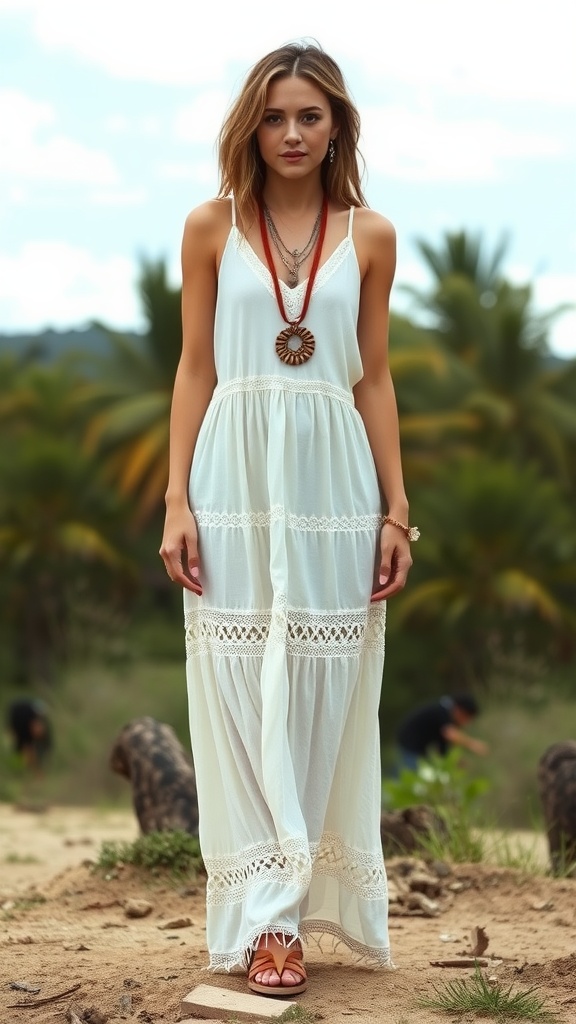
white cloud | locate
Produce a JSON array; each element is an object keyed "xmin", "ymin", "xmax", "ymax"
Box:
[
  {"xmin": 0, "ymin": 242, "xmax": 142, "ymax": 330},
  {"xmin": 0, "ymin": 89, "xmax": 118, "ymax": 184},
  {"xmin": 3, "ymin": 0, "xmax": 575, "ymax": 104},
  {"xmin": 362, "ymin": 106, "xmax": 565, "ymax": 182},
  {"xmin": 173, "ymin": 91, "xmax": 231, "ymax": 145},
  {"xmin": 88, "ymin": 187, "xmax": 148, "ymax": 206},
  {"xmin": 104, "ymin": 113, "xmax": 162, "ymax": 137},
  {"xmin": 156, "ymin": 159, "xmax": 218, "ymax": 188}
]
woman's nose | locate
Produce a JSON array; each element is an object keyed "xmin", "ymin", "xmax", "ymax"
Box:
[{"xmin": 284, "ymin": 120, "xmax": 302, "ymax": 144}]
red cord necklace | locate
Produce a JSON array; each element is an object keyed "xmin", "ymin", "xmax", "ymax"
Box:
[{"xmin": 258, "ymin": 194, "xmax": 328, "ymax": 366}]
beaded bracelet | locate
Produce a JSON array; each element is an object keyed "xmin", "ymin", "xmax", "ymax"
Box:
[{"xmin": 383, "ymin": 515, "xmax": 420, "ymax": 542}]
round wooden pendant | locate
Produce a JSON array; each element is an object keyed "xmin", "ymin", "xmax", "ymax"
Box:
[{"xmin": 275, "ymin": 324, "xmax": 315, "ymax": 366}]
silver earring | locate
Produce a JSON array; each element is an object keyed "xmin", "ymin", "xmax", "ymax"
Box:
[{"xmin": 329, "ymin": 139, "xmax": 335, "ymax": 164}]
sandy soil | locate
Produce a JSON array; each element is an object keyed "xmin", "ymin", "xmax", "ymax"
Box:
[{"xmin": 1, "ymin": 804, "xmax": 575, "ymax": 1024}]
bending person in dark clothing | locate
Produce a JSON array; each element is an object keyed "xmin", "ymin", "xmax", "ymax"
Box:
[
  {"xmin": 6, "ymin": 698, "xmax": 53, "ymax": 771},
  {"xmin": 396, "ymin": 694, "xmax": 488, "ymax": 771}
]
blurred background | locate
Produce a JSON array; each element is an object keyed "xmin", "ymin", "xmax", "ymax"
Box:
[{"xmin": 1, "ymin": 1, "xmax": 575, "ymax": 828}]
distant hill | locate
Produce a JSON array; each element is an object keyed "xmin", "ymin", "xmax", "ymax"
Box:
[{"xmin": 0, "ymin": 324, "xmax": 146, "ymax": 365}]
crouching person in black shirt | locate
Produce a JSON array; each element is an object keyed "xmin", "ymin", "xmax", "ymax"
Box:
[{"xmin": 396, "ymin": 694, "xmax": 488, "ymax": 771}]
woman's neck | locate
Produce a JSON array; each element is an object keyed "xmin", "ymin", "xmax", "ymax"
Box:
[{"xmin": 261, "ymin": 175, "xmax": 325, "ymax": 217}]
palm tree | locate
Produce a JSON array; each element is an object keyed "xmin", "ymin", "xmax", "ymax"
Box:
[
  {"xmin": 404, "ymin": 231, "xmax": 576, "ymax": 485},
  {"xmin": 391, "ymin": 455, "xmax": 576, "ymax": 688},
  {"xmin": 0, "ymin": 431, "xmax": 133, "ymax": 684},
  {"xmin": 82, "ymin": 258, "xmax": 182, "ymax": 524}
]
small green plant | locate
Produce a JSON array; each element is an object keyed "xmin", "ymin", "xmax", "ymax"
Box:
[
  {"xmin": 419, "ymin": 816, "xmax": 486, "ymax": 863},
  {"xmin": 276, "ymin": 1009, "xmax": 317, "ymax": 1023},
  {"xmin": 227, "ymin": 1011, "xmax": 317, "ymax": 1024},
  {"xmin": 383, "ymin": 749, "xmax": 490, "ymax": 813},
  {"xmin": 484, "ymin": 831, "xmax": 547, "ymax": 875},
  {"xmin": 96, "ymin": 830, "xmax": 204, "ymax": 878},
  {"xmin": 3, "ymin": 853, "xmax": 40, "ymax": 864},
  {"xmin": 2, "ymin": 893, "xmax": 47, "ymax": 920},
  {"xmin": 382, "ymin": 749, "xmax": 491, "ymax": 863},
  {"xmin": 419, "ymin": 965, "xmax": 557, "ymax": 1020},
  {"xmin": 227, "ymin": 1008, "xmax": 317, "ymax": 1024}
]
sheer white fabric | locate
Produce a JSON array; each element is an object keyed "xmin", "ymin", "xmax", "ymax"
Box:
[{"xmin": 184, "ymin": 202, "xmax": 390, "ymax": 971}]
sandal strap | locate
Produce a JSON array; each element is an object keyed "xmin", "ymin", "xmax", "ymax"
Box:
[{"xmin": 248, "ymin": 943, "xmax": 306, "ymax": 983}]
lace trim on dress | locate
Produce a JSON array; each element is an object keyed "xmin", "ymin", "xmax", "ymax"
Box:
[
  {"xmin": 204, "ymin": 832, "xmax": 387, "ymax": 909},
  {"xmin": 313, "ymin": 830, "xmax": 387, "ymax": 899},
  {"xmin": 300, "ymin": 922, "xmax": 392, "ymax": 969},
  {"xmin": 194, "ymin": 506, "xmax": 382, "ymax": 533},
  {"xmin": 205, "ymin": 836, "xmax": 312, "ymax": 907},
  {"xmin": 235, "ymin": 229, "xmax": 352, "ymax": 318},
  {"xmin": 212, "ymin": 375, "xmax": 354, "ymax": 407},
  {"xmin": 185, "ymin": 603, "xmax": 386, "ymax": 659}
]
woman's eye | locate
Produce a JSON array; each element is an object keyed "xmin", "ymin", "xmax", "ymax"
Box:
[
  {"xmin": 264, "ymin": 114, "xmax": 282, "ymax": 124},
  {"xmin": 302, "ymin": 113, "xmax": 320, "ymax": 123}
]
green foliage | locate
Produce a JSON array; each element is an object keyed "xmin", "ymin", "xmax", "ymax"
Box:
[
  {"xmin": 419, "ymin": 964, "xmax": 557, "ymax": 1020},
  {"xmin": 228, "ymin": 1009, "xmax": 317, "ymax": 1024},
  {"xmin": 96, "ymin": 830, "xmax": 203, "ymax": 878},
  {"xmin": 392, "ymin": 454, "xmax": 576, "ymax": 688},
  {"xmin": 384, "ymin": 749, "xmax": 490, "ymax": 814},
  {"xmin": 383, "ymin": 750, "xmax": 490, "ymax": 863}
]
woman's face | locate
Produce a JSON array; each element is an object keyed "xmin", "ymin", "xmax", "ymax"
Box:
[{"xmin": 256, "ymin": 74, "xmax": 337, "ymax": 180}]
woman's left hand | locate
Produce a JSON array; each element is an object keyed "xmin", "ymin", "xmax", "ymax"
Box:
[{"xmin": 370, "ymin": 523, "xmax": 413, "ymax": 602}]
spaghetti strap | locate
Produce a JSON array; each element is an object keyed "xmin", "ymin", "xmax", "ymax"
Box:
[
  {"xmin": 347, "ymin": 207, "xmax": 355, "ymax": 237},
  {"xmin": 230, "ymin": 194, "xmax": 237, "ymax": 227}
]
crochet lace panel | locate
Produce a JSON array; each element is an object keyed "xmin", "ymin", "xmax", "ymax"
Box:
[
  {"xmin": 185, "ymin": 602, "xmax": 386, "ymax": 659},
  {"xmin": 235, "ymin": 229, "xmax": 352, "ymax": 318},
  {"xmin": 212, "ymin": 375, "xmax": 355, "ymax": 407},
  {"xmin": 204, "ymin": 831, "xmax": 387, "ymax": 908},
  {"xmin": 194, "ymin": 506, "xmax": 382, "ymax": 533}
]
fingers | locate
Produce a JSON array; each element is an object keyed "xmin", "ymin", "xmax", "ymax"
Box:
[
  {"xmin": 372, "ymin": 537, "xmax": 412, "ymax": 602},
  {"xmin": 159, "ymin": 533, "xmax": 203, "ymax": 595}
]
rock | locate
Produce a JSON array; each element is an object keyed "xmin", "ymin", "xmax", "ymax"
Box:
[
  {"xmin": 123, "ymin": 899, "xmax": 153, "ymax": 918},
  {"xmin": 405, "ymin": 891, "xmax": 440, "ymax": 916}
]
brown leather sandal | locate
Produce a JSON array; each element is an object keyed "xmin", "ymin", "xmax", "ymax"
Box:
[{"xmin": 248, "ymin": 941, "xmax": 307, "ymax": 996}]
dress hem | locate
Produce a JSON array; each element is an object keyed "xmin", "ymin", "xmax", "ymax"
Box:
[{"xmin": 205, "ymin": 921, "xmax": 392, "ymax": 973}]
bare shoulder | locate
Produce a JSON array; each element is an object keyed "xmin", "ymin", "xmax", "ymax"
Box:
[
  {"xmin": 353, "ymin": 208, "xmax": 396, "ymax": 282},
  {"xmin": 182, "ymin": 198, "xmax": 233, "ymax": 264},
  {"xmin": 354, "ymin": 207, "xmax": 396, "ymax": 247}
]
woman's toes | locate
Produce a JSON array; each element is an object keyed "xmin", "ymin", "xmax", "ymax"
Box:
[{"xmin": 281, "ymin": 968, "xmax": 301, "ymax": 986}]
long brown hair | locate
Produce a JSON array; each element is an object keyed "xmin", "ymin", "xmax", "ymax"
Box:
[{"xmin": 217, "ymin": 42, "xmax": 367, "ymax": 227}]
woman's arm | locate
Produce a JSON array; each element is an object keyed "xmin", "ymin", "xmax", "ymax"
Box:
[
  {"xmin": 353, "ymin": 211, "xmax": 413, "ymax": 600},
  {"xmin": 159, "ymin": 203, "xmax": 220, "ymax": 593}
]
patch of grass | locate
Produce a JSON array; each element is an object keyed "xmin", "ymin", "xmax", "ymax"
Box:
[
  {"xmin": 13, "ymin": 894, "xmax": 47, "ymax": 910},
  {"xmin": 418, "ymin": 813, "xmax": 486, "ymax": 864},
  {"xmin": 3, "ymin": 852, "xmax": 40, "ymax": 864},
  {"xmin": 419, "ymin": 965, "xmax": 557, "ymax": 1020},
  {"xmin": 95, "ymin": 829, "xmax": 204, "ymax": 878},
  {"xmin": 1, "ymin": 894, "xmax": 47, "ymax": 920},
  {"xmin": 227, "ymin": 1009, "xmax": 318, "ymax": 1024},
  {"xmin": 482, "ymin": 830, "xmax": 547, "ymax": 875}
]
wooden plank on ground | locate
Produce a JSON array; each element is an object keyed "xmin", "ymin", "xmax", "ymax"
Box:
[{"xmin": 181, "ymin": 983, "xmax": 298, "ymax": 1021}]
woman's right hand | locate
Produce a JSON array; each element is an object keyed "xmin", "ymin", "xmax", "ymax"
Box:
[{"xmin": 159, "ymin": 506, "xmax": 203, "ymax": 595}]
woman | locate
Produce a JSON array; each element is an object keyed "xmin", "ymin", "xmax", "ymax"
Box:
[{"xmin": 160, "ymin": 41, "xmax": 416, "ymax": 996}]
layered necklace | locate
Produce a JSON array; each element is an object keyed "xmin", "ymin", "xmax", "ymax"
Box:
[
  {"xmin": 263, "ymin": 204, "xmax": 322, "ymax": 287},
  {"xmin": 258, "ymin": 195, "xmax": 328, "ymax": 367}
]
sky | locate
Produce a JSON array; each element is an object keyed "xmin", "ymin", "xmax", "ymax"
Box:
[{"xmin": 1, "ymin": 0, "xmax": 575, "ymax": 355}]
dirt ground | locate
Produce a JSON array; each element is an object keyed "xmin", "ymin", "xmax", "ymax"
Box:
[{"xmin": 1, "ymin": 804, "xmax": 575, "ymax": 1024}]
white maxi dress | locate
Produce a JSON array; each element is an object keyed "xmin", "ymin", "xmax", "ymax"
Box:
[{"xmin": 184, "ymin": 199, "xmax": 390, "ymax": 972}]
